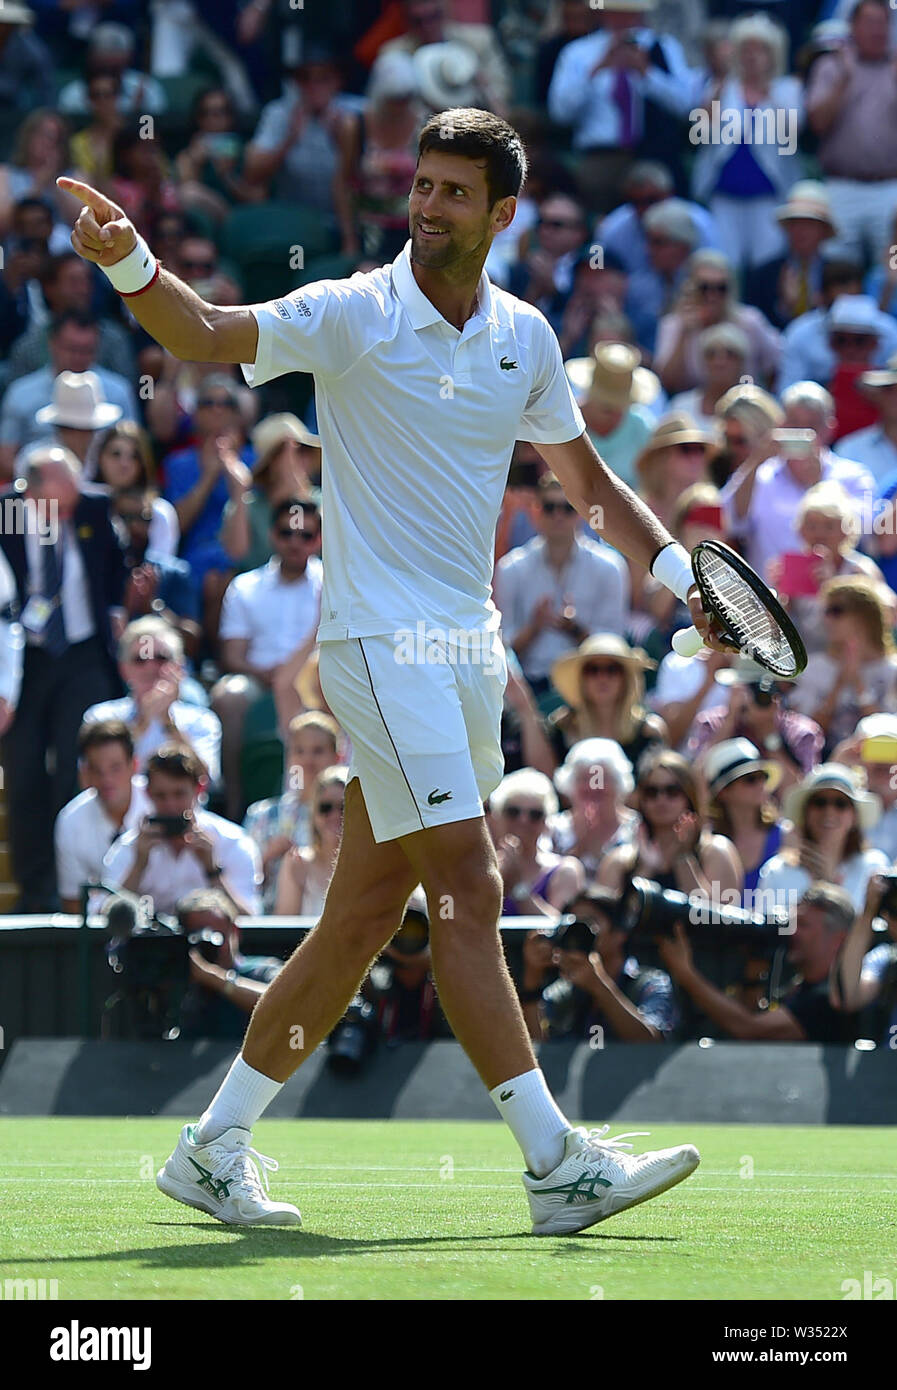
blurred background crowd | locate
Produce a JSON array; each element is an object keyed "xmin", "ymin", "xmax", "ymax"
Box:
[{"xmin": 2, "ymin": 0, "xmax": 897, "ymax": 1057}]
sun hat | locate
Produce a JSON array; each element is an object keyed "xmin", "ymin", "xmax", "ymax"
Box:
[
  {"xmin": 782, "ymin": 762, "xmax": 881, "ymax": 831},
  {"xmin": 413, "ymin": 41, "xmax": 479, "ymax": 109},
  {"xmin": 551, "ymin": 634, "xmax": 655, "ymax": 712},
  {"xmin": 564, "ymin": 342, "xmax": 661, "ymax": 410},
  {"xmin": 35, "ymin": 371, "xmax": 122, "ymax": 430},
  {"xmin": 703, "ymin": 737, "xmax": 781, "ymax": 797}
]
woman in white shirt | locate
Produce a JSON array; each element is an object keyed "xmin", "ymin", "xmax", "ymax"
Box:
[{"xmin": 757, "ymin": 762, "xmax": 889, "ymax": 914}]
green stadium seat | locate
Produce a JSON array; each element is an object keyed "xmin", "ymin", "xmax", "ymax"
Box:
[
  {"xmin": 239, "ymin": 691, "xmax": 283, "ymax": 813},
  {"xmin": 290, "ymin": 253, "xmax": 360, "ymax": 289},
  {"xmin": 219, "ymin": 204, "xmax": 338, "ymax": 276}
]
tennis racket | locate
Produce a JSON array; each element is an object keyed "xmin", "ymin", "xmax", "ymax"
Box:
[{"xmin": 671, "ymin": 539, "xmax": 807, "ymax": 679}]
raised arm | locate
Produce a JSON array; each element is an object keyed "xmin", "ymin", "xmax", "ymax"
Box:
[{"xmin": 57, "ymin": 177, "xmax": 259, "ymax": 365}]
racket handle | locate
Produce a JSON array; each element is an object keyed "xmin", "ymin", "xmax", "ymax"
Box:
[{"xmin": 672, "ymin": 625, "xmax": 705, "ymax": 657}]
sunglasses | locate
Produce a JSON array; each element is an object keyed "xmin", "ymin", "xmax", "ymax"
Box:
[
  {"xmin": 277, "ymin": 526, "xmax": 318, "ymax": 541},
  {"xmin": 118, "ymin": 510, "xmax": 152, "ymax": 524},
  {"xmin": 676, "ymin": 442, "xmax": 707, "ymax": 455},
  {"xmin": 696, "ymin": 281, "xmax": 728, "ymax": 295},
  {"xmin": 503, "ymin": 805, "xmax": 545, "ymax": 822},
  {"xmin": 538, "ymin": 217, "xmax": 583, "ymax": 231},
  {"xmin": 317, "ymin": 800, "xmax": 343, "ymax": 815},
  {"xmin": 541, "ymin": 500, "xmax": 575, "ymax": 515},
  {"xmin": 830, "ymin": 332, "xmax": 876, "ymax": 346},
  {"xmin": 130, "ymin": 652, "xmax": 172, "ymax": 664},
  {"xmin": 807, "ymin": 795, "xmax": 853, "ymax": 812},
  {"xmin": 641, "ymin": 782, "xmax": 686, "ymax": 800},
  {"xmin": 583, "ymin": 662, "xmax": 623, "ymax": 677}
]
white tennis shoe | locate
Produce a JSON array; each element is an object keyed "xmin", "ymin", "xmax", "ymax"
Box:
[
  {"xmin": 523, "ymin": 1126, "xmax": 700, "ymax": 1235},
  {"xmin": 156, "ymin": 1124, "xmax": 302, "ymax": 1226}
]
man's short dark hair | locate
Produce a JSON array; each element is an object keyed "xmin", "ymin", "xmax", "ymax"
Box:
[
  {"xmin": 271, "ymin": 496, "xmax": 319, "ymax": 528},
  {"xmin": 41, "ymin": 252, "xmax": 82, "ymax": 288},
  {"xmin": 801, "ymin": 881, "xmax": 855, "ymax": 934},
  {"xmin": 147, "ymin": 743, "xmax": 206, "ymax": 785},
  {"xmin": 418, "ymin": 108, "xmax": 527, "ymax": 205},
  {"xmin": 77, "ymin": 718, "xmax": 134, "ymax": 762},
  {"xmin": 50, "ymin": 309, "xmax": 98, "ymax": 337},
  {"xmin": 13, "ymin": 196, "xmax": 53, "ymax": 224},
  {"xmin": 850, "ymin": 0, "xmax": 889, "ymax": 22},
  {"xmin": 821, "ymin": 257, "xmax": 863, "ymax": 294},
  {"xmin": 565, "ymin": 885, "xmax": 623, "ymax": 928}
]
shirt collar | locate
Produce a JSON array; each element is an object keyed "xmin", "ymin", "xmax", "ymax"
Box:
[{"xmin": 391, "ymin": 240, "xmax": 498, "ymax": 332}]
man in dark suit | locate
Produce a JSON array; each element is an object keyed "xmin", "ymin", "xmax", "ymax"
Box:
[{"xmin": 0, "ymin": 445, "xmax": 127, "ymax": 910}]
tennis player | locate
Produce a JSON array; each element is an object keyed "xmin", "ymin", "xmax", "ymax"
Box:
[{"xmin": 60, "ymin": 110, "xmax": 721, "ymax": 1236}]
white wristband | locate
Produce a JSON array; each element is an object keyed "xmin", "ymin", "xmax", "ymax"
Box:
[
  {"xmin": 101, "ymin": 235, "xmax": 158, "ymax": 295},
  {"xmin": 651, "ymin": 541, "xmax": 694, "ymax": 604}
]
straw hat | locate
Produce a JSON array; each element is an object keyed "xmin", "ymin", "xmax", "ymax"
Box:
[
  {"xmin": 858, "ymin": 352, "xmax": 897, "ymax": 392},
  {"xmin": 251, "ymin": 412, "xmax": 319, "ymax": 471},
  {"xmin": 294, "ymin": 649, "xmax": 324, "ymax": 711},
  {"xmin": 774, "ymin": 181, "xmax": 837, "ymax": 238},
  {"xmin": 703, "ymin": 737, "xmax": 780, "ymax": 798},
  {"xmin": 550, "ymin": 634, "xmax": 655, "ymax": 711},
  {"xmin": 35, "ymin": 371, "xmax": 122, "ymax": 430},
  {"xmin": 782, "ymin": 762, "xmax": 881, "ymax": 831},
  {"xmin": 413, "ymin": 42, "xmax": 479, "ymax": 109},
  {"xmin": 564, "ymin": 342, "xmax": 661, "ymax": 411},
  {"xmin": 634, "ymin": 412, "xmax": 714, "ymax": 477}
]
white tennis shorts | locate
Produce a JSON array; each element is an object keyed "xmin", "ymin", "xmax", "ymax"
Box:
[{"xmin": 317, "ymin": 630, "xmax": 508, "ymax": 843}]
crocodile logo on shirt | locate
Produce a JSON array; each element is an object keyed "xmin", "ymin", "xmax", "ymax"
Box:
[{"xmin": 500, "ymin": 356, "xmax": 518, "ymax": 371}]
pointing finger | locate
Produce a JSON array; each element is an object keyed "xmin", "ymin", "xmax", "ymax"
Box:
[{"xmin": 57, "ymin": 176, "xmax": 117, "ymax": 217}]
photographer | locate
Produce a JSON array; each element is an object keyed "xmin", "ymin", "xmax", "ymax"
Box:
[
  {"xmin": 830, "ymin": 872, "xmax": 897, "ymax": 1044},
  {"xmin": 100, "ymin": 743, "xmax": 261, "ymax": 917},
  {"xmin": 365, "ymin": 891, "xmax": 452, "ymax": 1044},
  {"xmin": 519, "ymin": 887, "xmax": 676, "ymax": 1043},
  {"xmin": 177, "ymin": 889, "xmax": 282, "ymax": 1040},
  {"xmin": 687, "ymin": 653, "xmax": 823, "ymax": 793},
  {"xmin": 657, "ymin": 882, "xmax": 859, "ymax": 1041}
]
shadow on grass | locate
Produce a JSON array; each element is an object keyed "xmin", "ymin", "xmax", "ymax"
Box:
[{"xmin": 9, "ymin": 1227, "xmax": 683, "ymax": 1271}]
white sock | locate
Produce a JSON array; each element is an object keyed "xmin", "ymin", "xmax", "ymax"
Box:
[
  {"xmin": 195, "ymin": 1054, "xmax": 284, "ymax": 1143},
  {"xmin": 490, "ymin": 1068, "xmax": 571, "ymax": 1177}
]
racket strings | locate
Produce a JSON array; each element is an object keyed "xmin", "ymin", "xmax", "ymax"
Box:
[{"xmin": 697, "ymin": 550, "xmax": 798, "ymax": 676}]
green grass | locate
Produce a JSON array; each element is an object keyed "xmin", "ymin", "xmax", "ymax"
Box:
[{"xmin": 0, "ymin": 1119, "xmax": 893, "ymax": 1300}]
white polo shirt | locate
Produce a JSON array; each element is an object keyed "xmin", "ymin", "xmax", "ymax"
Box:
[
  {"xmin": 101, "ymin": 807, "xmax": 262, "ymax": 916},
  {"xmin": 83, "ymin": 695, "xmax": 222, "ymax": 783},
  {"xmin": 241, "ymin": 242, "xmax": 585, "ymax": 643},
  {"xmin": 54, "ymin": 775, "xmax": 151, "ymax": 900},
  {"xmin": 219, "ymin": 556, "xmax": 323, "ymax": 667}
]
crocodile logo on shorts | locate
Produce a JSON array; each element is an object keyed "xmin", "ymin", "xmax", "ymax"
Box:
[{"xmin": 428, "ymin": 789, "xmax": 453, "ymax": 805}]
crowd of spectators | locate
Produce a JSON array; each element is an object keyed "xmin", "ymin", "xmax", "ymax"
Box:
[{"xmin": 2, "ymin": 0, "xmax": 897, "ymax": 1052}]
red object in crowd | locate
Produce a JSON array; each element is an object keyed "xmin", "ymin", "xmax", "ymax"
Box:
[{"xmin": 828, "ymin": 363, "xmax": 880, "ymax": 443}]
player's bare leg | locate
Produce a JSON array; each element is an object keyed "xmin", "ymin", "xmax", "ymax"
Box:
[
  {"xmin": 398, "ymin": 814, "xmax": 699, "ymax": 1232},
  {"xmin": 398, "ymin": 814, "xmax": 536, "ymax": 1089},
  {"xmin": 156, "ymin": 776, "xmax": 420, "ymax": 1224},
  {"xmin": 242, "ymin": 774, "xmax": 421, "ymax": 1080}
]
